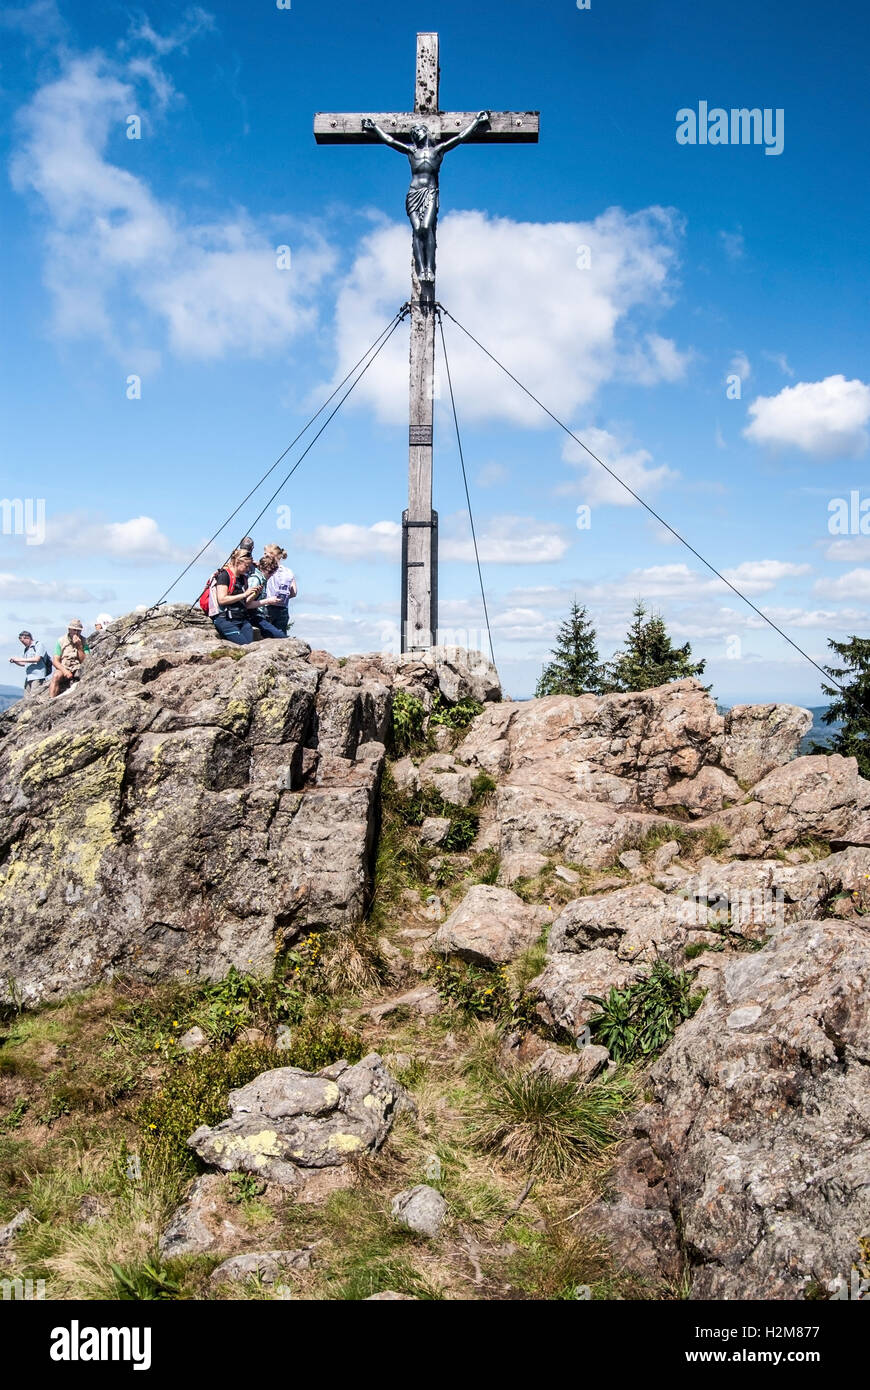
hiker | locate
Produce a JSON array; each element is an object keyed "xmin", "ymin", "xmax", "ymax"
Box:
[
  {"xmin": 207, "ymin": 549, "xmax": 258, "ymax": 645},
  {"xmin": 243, "ymin": 552, "xmax": 268, "ymax": 632},
  {"xmin": 8, "ymin": 630, "xmax": 51, "ymax": 693},
  {"xmin": 255, "ymin": 547, "xmax": 297, "ymax": 637},
  {"xmin": 50, "ymin": 619, "xmax": 90, "ymax": 698}
]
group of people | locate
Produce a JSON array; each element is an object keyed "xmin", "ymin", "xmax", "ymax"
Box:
[
  {"xmin": 9, "ymin": 619, "xmax": 91, "ymax": 698},
  {"xmin": 6, "ymin": 538, "xmax": 296, "ymax": 702},
  {"xmin": 204, "ymin": 537, "xmax": 297, "ymax": 646}
]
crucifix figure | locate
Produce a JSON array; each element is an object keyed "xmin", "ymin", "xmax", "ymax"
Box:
[
  {"xmin": 361, "ymin": 110, "xmax": 491, "ymax": 303},
  {"xmin": 314, "ymin": 33, "xmax": 539, "ymax": 652}
]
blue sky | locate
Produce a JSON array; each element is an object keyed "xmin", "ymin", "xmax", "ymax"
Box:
[{"xmin": 1, "ymin": 0, "xmax": 869, "ymax": 702}]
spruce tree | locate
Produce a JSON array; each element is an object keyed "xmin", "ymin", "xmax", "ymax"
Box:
[
  {"xmin": 603, "ymin": 601, "xmax": 707, "ymax": 692},
  {"xmin": 536, "ymin": 601, "xmax": 603, "ymax": 696},
  {"xmin": 820, "ymin": 635, "xmax": 870, "ymax": 778}
]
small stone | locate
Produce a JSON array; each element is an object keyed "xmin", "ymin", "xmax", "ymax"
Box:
[
  {"xmin": 528, "ymin": 1044, "xmax": 610, "ymax": 1085},
  {"xmin": 178, "ymin": 1025, "xmax": 208, "ymax": 1053},
  {"xmin": 390, "ymin": 1184, "xmax": 448, "ymax": 1238},
  {"xmin": 651, "ymin": 840, "xmax": 681, "ymax": 873},
  {"xmin": 554, "ymin": 865, "xmax": 581, "ymax": 885},
  {"xmin": 423, "ymin": 894, "xmax": 443, "ymax": 921},
  {"xmin": 159, "ymin": 1175, "xmax": 245, "ymax": 1257},
  {"xmin": 0, "ymin": 1208, "xmax": 33, "ymax": 1247},
  {"xmin": 209, "ymin": 1249, "xmax": 312, "ymax": 1286},
  {"xmin": 75, "ymin": 1195, "xmax": 108, "ymax": 1227},
  {"xmin": 618, "ymin": 850, "xmax": 643, "ymax": 874},
  {"xmin": 367, "ymin": 985, "xmax": 441, "ymax": 1023},
  {"xmin": 420, "ymin": 816, "xmax": 451, "ymax": 848},
  {"xmin": 237, "ymin": 1026, "xmax": 269, "ymax": 1047}
]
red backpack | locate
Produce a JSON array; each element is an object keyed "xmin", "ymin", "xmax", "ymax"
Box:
[{"xmin": 198, "ymin": 568, "xmax": 235, "ymax": 616}]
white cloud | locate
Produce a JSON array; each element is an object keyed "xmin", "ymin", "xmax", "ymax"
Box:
[
  {"xmin": 476, "ymin": 462, "xmax": 509, "ymax": 488},
  {"xmin": 0, "ymin": 573, "xmax": 96, "ymax": 603},
  {"xmin": 720, "ymin": 559, "xmax": 812, "ymax": 593},
  {"xmin": 0, "ymin": 0, "xmax": 65, "ymax": 40},
  {"xmin": 730, "ymin": 351, "xmax": 751, "ymax": 382},
  {"xmin": 814, "ymin": 568, "xmax": 870, "ymax": 600},
  {"xmin": 441, "ymin": 514, "xmax": 570, "ymax": 564},
  {"xmin": 740, "ymin": 606, "xmax": 867, "ymax": 630},
  {"xmin": 719, "ymin": 227, "xmax": 744, "ymax": 261},
  {"xmin": 824, "ymin": 536, "xmax": 870, "ymax": 562},
  {"xmin": 127, "ymin": 7, "xmax": 216, "ymax": 56},
  {"xmin": 296, "ymin": 514, "xmax": 569, "ymax": 565},
  {"xmin": 762, "ymin": 350, "xmax": 795, "ymax": 378},
  {"xmin": 744, "ymin": 375, "xmax": 870, "ymax": 458},
  {"xmin": 295, "ymin": 521, "xmax": 401, "ymax": 561},
  {"xmin": 320, "ymin": 206, "xmax": 689, "ymax": 427},
  {"xmin": 11, "ymin": 52, "xmax": 334, "ymax": 362},
  {"xmin": 559, "ymin": 425, "xmax": 678, "ymax": 507},
  {"xmin": 43, "ymin": 513, "xmax": 200, "ymax": 564}
]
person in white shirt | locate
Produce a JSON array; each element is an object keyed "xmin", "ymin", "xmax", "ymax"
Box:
[
  {"xmin": 254, "ymin": 546, "xmax": 297, "ymax": 637},
  {"xmin": 9, "ymin": 630, "xmax": 51, "ymax": 692}
]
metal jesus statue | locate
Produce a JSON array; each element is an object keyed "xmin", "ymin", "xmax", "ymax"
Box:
[{"xmin": 361, "ymin": 111, "xmax": 491, "ymax": 300}]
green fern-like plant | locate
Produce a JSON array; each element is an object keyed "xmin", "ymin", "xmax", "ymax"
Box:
[{"xmin": 586, "ymin": 961, "xmax": 705, "ymax": 1062}]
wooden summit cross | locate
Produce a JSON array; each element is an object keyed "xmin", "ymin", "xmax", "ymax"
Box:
[{"xmin": 314, "ymin": 32, "xmax": 539, "ymax": 652}]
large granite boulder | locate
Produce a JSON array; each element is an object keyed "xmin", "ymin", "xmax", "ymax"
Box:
[
  {"xmin": 188, "ymin": 1053, "xmax": 411, "ymax": 1186},
  {"xmin": 528, "ymin": 947, "xmax": 644, "ymax": 1035},
  {"xmin": 431, "ymin": 884, "xmax": 546, "ymax": 966},
  {"xmin": 0, "ymin": 608, "xmax": 497, "ymax": 1004},
  {"xmin": 547, "ymin": 882, "xmax": 689, "ymax": 964},
  {"xmin": 587, "ymin": 916, "xmax": 870, "ymax": 1299},
  {"xmin": 721, "ymin": 703, "xmax": 814, "ymax": 787},
  {"xmin": 709, "ymin": 754, "xmax": 870, "ymax": 857},
  {"xmin": 455, "ymin": 681, "xmax": 820, "ymax": 871}
]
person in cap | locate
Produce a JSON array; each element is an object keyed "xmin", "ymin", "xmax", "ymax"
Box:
[
  {"xmin": 50, "ymin": 619, "xmax": 90, "ymax": 698},
  {"xmin": 9, "ymin": 630, "xmax": 51, "ymax": 693}
]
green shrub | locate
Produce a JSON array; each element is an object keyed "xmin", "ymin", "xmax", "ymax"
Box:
[
  {"xmin": 111, "ymin": 1258, "xmax": 184, "ymax": 1300},
  {"xmin": 391, "ymin": 691, "xmax": 427, "ymax": 753},
  {"xmin": 138, "ymin": 1011, "xmax": 363, "ymax": 1180},
  {"xmin": 278, "ymin": 1017, "xmax": 363, "ymax": 1072},
  {"xmin": 470, "ymin": 770, "xmax": 497, "ymax": 803},
  {"xmin": 393, "ymin": 785, "xmax": 480, "ymax": 849},
  {"xmin": 586, "ymin": 961, "xmax": 705, "ymax": 1062},
  {"xmin": 473, "ymin": 1069, "xmax": 636, "ymax": 1177},
  {"xmin": 137, "ymin": 1043, "xmax": 285, "ymax": 1177},
  {"xmin": 428, "ymin": 695, "xmax": 483, "ymax": 730},
  {"xmin": 429, "ymin": 960, "xmax": 512, "ymax": 1020}
]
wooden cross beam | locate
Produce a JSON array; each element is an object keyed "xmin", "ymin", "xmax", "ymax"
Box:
[{"xmin": 314, "ymin": 33, "xmax": 539, "ymax": 653}]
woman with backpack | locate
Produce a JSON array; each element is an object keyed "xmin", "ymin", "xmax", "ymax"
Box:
[{"xmin": 204, "ymin": 550, "xmax": 258, "ymax": 645}]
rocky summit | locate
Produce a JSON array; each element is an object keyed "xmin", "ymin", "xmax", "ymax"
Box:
[
  {"xmin": 0, "ymin": 611, "xmax": 868, "ymax": 1303},
  {"xmin": 0, "ymin": 607, "xmax": 498, "ymax": 1003}
]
